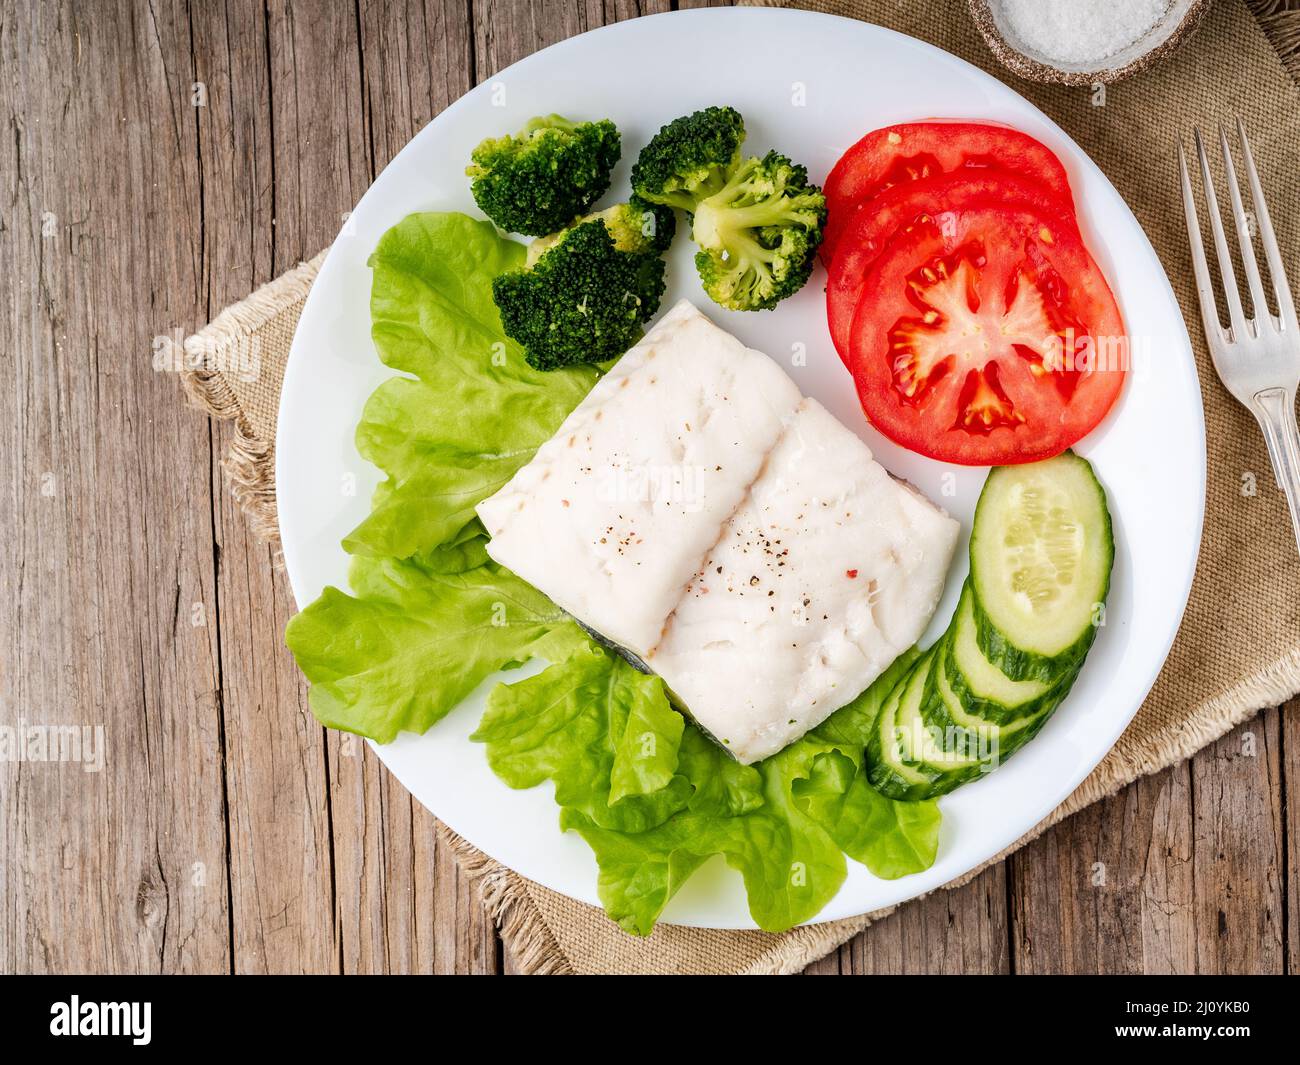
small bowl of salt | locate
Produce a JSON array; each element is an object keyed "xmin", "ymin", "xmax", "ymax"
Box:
[{"xmin": 968, "ymin": 0, "xmax": 1213, "ymax": 85}]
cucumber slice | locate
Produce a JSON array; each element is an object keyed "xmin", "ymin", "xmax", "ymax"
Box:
[
  {"xmin": 945, "ymin": 586, "xmax": 1061, "ymax": 724},
  {"xmin": 894, "ymin": 650, "xmax": 953, "ymax": 765},
  {"xmin": 901, "ymin": 642, "xmax": 980, "ymax": 771},
  {"xmin": 925, "ymin": 641, "xmax": 1074, "ymax": 782},
  {"xmin": 869, "ymin": 644, "xmax": 992, "ymax": 801},
  {"xmin": 862, "ymin": 454, "xmax": 1114, "ymax": 801},
  {"xmin": 970, "ymin": 451, "xmax": 1114, "ymax": 682},
  {"xmin": 913, "ymin": 637, "xmax": 1016, "ymax": 794},
  {"xmin": 875, "ymin": 651, "xmax": 934, "ymax": 773},
  {"xmin": 866, "ymin": 615, "xmax": 1084, "ymax": 801},
  {"xmin": 865, "ymin": 650, "xmax": 946, "ymax": 801},
  {"xmin": 927, "ymin": 637, "xmax": 1041, "ymax": 742},
  {"xmin": 868, "ymin": 645, "xmax": 990, "ymax": 799}
]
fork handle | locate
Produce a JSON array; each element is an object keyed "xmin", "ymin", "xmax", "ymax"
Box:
[{"xmin": 1251, "ymin": 386, "xmax": 1300, "ymax": 556}]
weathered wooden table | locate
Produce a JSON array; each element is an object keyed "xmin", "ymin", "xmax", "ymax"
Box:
[{"xmin": 2, "ymin": 0, "xmax": 1295, "ymax": 974}]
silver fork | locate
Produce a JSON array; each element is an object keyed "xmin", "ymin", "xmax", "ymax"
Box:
[{"xmin": 1179, "ymin": 119, "xmax": 1300, "ymax": 555}]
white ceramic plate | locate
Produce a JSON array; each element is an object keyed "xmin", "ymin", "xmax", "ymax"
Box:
[{"xmin": 277, "ymin": 7, "xmax": 1204, "ymax": 929}]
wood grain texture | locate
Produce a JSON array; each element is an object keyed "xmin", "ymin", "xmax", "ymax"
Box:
[
  {"xmin": 1009, "ymin": 765, "xmax": 1196, "ymax": 974},
  {"xmin": 1284, "ymin": 696, "xmax": 1299, "ymax": 972},
  {"xmin": 1189, "ymin": 710, "xmax": 1285, "ymax": 973},
  {"xmin": 191, "ymin": 0, "xmax": 342, "ymax": 975},
  {"xmin": 806, "ymin": 868, "xmax": 1011, "ymax": 975},
  {"xmin": 0, "ymin": 0, "xmax": 1294, "ymax": 976},
  {"xmin": 471, "ymin": 0, "xmax": 671, "ymax": 78},
  {"xmin": 1, "ymin": 0, "xmax": 229, "ymax": 973}
]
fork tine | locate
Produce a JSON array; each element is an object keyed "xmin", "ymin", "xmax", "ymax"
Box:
[
  {"xmin": 1218, "ymin": 125, "xmax": 1271, "ymax": 328},
  {"xmin": 1179, "ymin": 141, "xmax": 1230, "ymax": 348},
  {"xmin": 1236, "ymin": 116, "xmax": 1300, "ymax": 332},
  {"xmin": 1193, "ymin": 127, "xmax": 1249, "ymax": 339}
]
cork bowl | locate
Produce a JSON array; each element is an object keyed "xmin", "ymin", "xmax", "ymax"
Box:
[{"xmin": 968, "ymin": 0, "xmax": 1214, "ymax": 85}]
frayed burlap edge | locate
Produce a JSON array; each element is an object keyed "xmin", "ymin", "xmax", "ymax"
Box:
[
  {"xmin": 437, "ymin": 806, "xmax": 892, "ymax": 974},
  {"xmin": 435, "ymin": 823, "xmax": 578, "ymax": 976},
  {"xmin": 178, "ymin": 0, "xmax": 1300, "ymax": 976},
  {"xmin": 1252, "ymin": 0, "xmax": 1300, "ymax": 81},
  {"xmin": 180, "ymin": 250, "xmax": 327, "ymax": 546}
]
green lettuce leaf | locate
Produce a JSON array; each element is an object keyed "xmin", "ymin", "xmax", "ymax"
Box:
[
  {"xmin": 287, "ymin": 213, "xmax": 595, "ymax": 740},
  {"xmin": 471, "ymin": 640, "xmax": 690, "ymax": 832},
  {"xmin": 793, "ymin": 750, "xmax": 941, "ymax": 879},
  {"xmin": 285, "ymin": 552, "xmax": 584, "ymax": 742},
  {"xmin": 562, "ymin": 738, "xmax": 847, "ymax": 936},
  {"xmin": 557, "ymin": 810, "xmax": 717, "ymax": 937},
  {"xmin": 795, "ymin": 648, "xmax": 940, "ymax": 879},
  {"xmin": 677, "ymin": 726, "xmax": 764, "ymax": 819},
  {"xmin": 557, "ymin": 653, "xmax": 940, "ymax": 935},
  {"xmin": 346, "ymin": 212, "xmax": 597, "ymax": 559}
]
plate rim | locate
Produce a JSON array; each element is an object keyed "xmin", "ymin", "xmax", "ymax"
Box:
[{"xmin": 275, "ymin": 4, "xmax": 1207, "ymax": 929}]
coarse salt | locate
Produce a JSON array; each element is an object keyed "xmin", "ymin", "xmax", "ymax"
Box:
[{"xmin": 997, "ymin": 0, "xmax": 1172, "ymax": 66}]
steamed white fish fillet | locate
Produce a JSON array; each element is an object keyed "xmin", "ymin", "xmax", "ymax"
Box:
[
  {"xmin": 476, "ymin": 299, "xmax": 959, "ymax": 764},
  {"xmin": 476, "ymin": 299, "xmax": 801, "ymax": 654},
  {"xmin": 649, "ymin": 398, "xmax": 960, "ymax": 764}
]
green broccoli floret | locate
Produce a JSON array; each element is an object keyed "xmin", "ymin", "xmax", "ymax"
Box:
[
  {"xmin": 690, "ymin": 151, "xmax": 827, "ymax": 312},
  {"xmin": 467, "ymin": 115, "xmax": 621, "ymax": 236},
  {"xmin": 493, "ymin": 220, "xmax": 667, "ymax": 372},
  {"xmin": 630, "ymin": 106, "xmax": 745, "ymax": 213},
  {"xmin": 632, "ymin": 109, "xmax": 825, "ymax": 311},
  {"xmin": 525, "ymin": 196, "xmax": 676, "ymax": 266},
  {"xmin": 609, "ymin": 195, "xmax": 678, "ymax": 254}
]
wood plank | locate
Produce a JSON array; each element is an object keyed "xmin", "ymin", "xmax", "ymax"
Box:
[
  {"xmin": 325, "ymin": 735, "xmax": 494, "ymax": 973},
  {"xmin": 1010, "ymin": 764, "xmax": 1196, "ymax": 973},
  {"xmin": 1283, "ymin": 696, "xmax": 1299, "ymax": 973},
  {"xmin": 209, "ymin": 482, "xmax": 335, "ymax": 973},
  {"xmin": 805, "ymin": 867, "xmax": 1010, "ymax": 974},
  {"xmin": 1190, "ymin": 710, "xmax": 1285, "ymax": 973},
  {"xmin": 857, "ymin": 867, "xmax": 1011, "ymax": 974},
  {"xmin": 187, "ymin": 8, "xmax": 308, "ymax": 956},
  {"xmin": 335, "ymin": 0, "xmax": 500, "ymax": 975},
  {"xmin": 471, "ymin": 0, "xmax": 671, "ymax": 78},
  {"xmin": 431, "ymin": 818, "xmax": 501, "ymax": 973},
  {"xmin": 190, "ymin": 0, "xmax": 277, "ymax": 305},
  {"xmin": 0, "ymin": 0, "xmax": 229, "ymax": 972},
  {"xmin": 191, "ymin": 0, "xmax": 373, "ymax": 973},
  {"xmin": 264, "ymin": 0, "xmax": 373, "ymax": 265},
  {"xmin": 358, "ymin": 0, "xmax": 475, "ymax": 173}
]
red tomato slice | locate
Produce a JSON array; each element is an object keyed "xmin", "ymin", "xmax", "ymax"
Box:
[
  {"xmin": 826, "ymin": 170, "xmax": 1079, "ymax": 363},
  {"xmin": 822, "ymin": 122, "xmax": 1074, "ymax": 263},
  {"xmin": 848, "ymin": 204, "xmax": 1125, "ymax": 466}
]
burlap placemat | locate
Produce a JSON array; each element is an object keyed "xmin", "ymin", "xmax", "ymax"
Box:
[{"xmin": 180, "ymin": 0, "xmax": 1300, "ymax": 974}]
